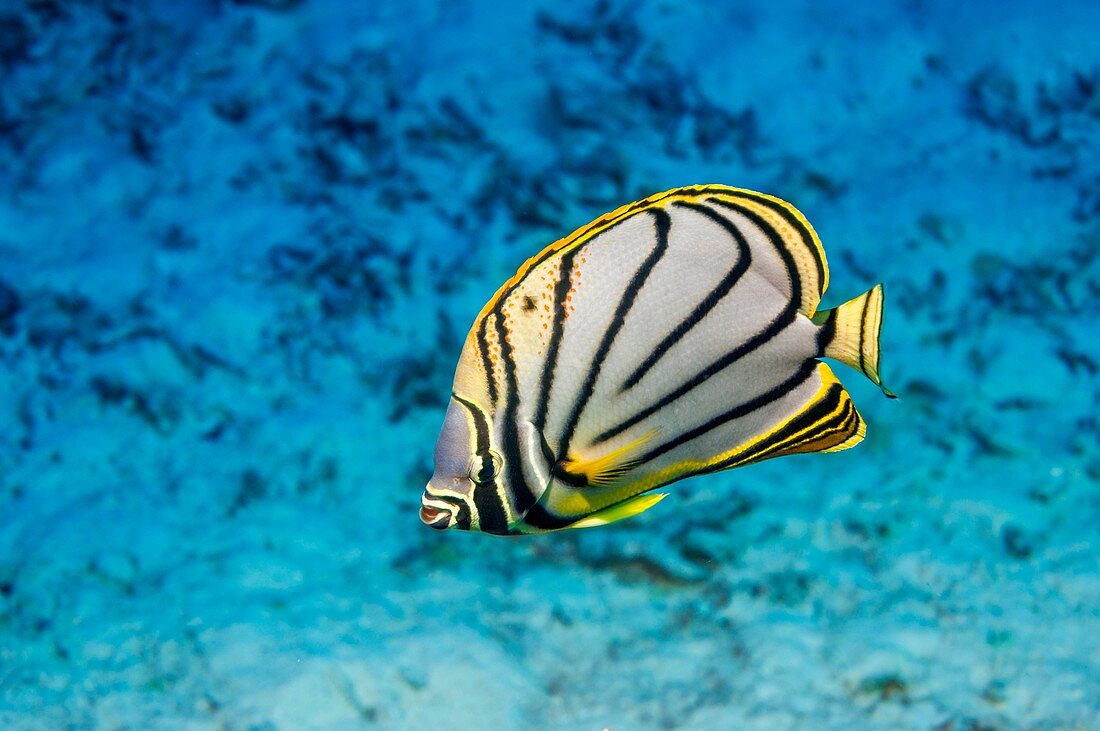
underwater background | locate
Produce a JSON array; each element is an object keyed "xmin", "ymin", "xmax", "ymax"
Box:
[{"xmin": 1, "ymin": 0, "xmax": 1097, "ymax": 729}]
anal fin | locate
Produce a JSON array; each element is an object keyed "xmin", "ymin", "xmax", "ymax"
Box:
[
  {"xmin": 723, "ymin": 363, "xmax": 866, "ymax": 469},
  {"xmin": 568, "ymin": 492, "xmax": 668, "ymax": 530}
]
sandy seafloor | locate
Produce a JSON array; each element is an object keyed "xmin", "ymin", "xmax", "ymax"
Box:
[{"xmin": 0, "ymin": 0, "xmax": 1098, "ymax": 729}]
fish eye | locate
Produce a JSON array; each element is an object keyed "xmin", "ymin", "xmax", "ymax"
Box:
[{"xmin": 468, "ymin": 449, "xmax": 503, "ymax": 484}]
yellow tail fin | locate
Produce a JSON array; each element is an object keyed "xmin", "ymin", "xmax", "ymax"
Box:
[{"xmin": 813, "ymin": 283, "xmax": 895, "ymax": 398}]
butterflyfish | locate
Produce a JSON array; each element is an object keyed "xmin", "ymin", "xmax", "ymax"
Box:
[{"xmin": 420, "ymin": 185, "xmax": 894, "ymax": 535}]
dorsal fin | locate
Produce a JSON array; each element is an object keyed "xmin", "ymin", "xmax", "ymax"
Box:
[{"xmin": 704, "ymin": 187, "xmax": 829, "ymax": 317}]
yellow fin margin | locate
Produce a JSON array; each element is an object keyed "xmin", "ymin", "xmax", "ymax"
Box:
[
  {"xmin": 707, "ymin": 189, "xmax": 828, "ymax": 315},
  {"xmin": 568, "ymin": 492, "xmax": 669, "ymax": 530},
  {"xmin": 471, "ymin": 184, "xmax": 828, "ymax": 326},
  {"xmin": 616, "ymin": 363, "xmax": 865, "ymax": 497},
  {"xmin": 730, "ymin": 363, "xmax": 866, "ymax": 462}
]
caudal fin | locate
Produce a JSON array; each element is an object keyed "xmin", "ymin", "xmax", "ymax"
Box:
[{"xmin": 813, "ymin": 283, "xmax": 895, "ymax": 398}]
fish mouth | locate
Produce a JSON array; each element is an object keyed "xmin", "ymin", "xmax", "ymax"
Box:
[{"xmin": 419, "ymin": 494, "xmax": 458, "ymax": 530}]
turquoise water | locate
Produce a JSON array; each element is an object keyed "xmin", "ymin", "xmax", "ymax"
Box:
[{"xmin": 0, "ymin": 1, "xmax": 1097, "ymax": 728}]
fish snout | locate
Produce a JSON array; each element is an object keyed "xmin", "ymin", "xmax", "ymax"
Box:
[{"xmin": 419, "ymin": 493, "xmax": 457, "ymax": 530}]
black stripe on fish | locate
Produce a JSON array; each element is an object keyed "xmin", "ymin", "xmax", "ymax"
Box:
[
  {"xmin": 453, "ymin": 499, "xmax": 473, "ymax": 531},
  {"xmin": 499, "ymin": 213, "xmax": 655, "ymax": 525},
  {"xmin": 596, "ymin": 313, "xmax": 799, "ymax": 446},
  {"xmin": 486, "ymin": 207, "xmax": 654, "ymax": 338},
  {"xmin": 636, "ymin": 360, "xmax": 817, "ymax": 466},
  {"xmin": 707, "ymin": 197, "xmax": 804, "ymax": 301},
  {"xmin": 444, "ymin": 393, "xmax": 490, "ymax": 531},
  {"xmin": 493, "ymin": 316, "xmax": 539, "ymax": 526},
  {"xmin": 558, "ymin": 208, "xmax": 670, "ymax": 453},
  {"xmin": 452, "ymin": 392, "xmax": 491, "ymax": 453},
  {"xmin": 703, "ymin": 379, "xmax": 845, "ymax": 473},
  {"xmin": 550, "ymin": 460, "xmax": 589, "ymax": 488},
  {"xmin": 620, "ymin": 201, "xmax": 754, "ymax": 393},
  {"xmin": 476, "ymin": 316, "xmax": 498, "ymax": 405},
  {"xmin": 858, "ymin": 290, "xmax": 871, "ymax": 376},
  {"xmin": 533, "ymin": 249, "xmax": 581, "ymax": 434},
  {"xmin": 476, "ymin": 205, "xmax": 652, "ymax": 417},
  {"xmin": 815, "ymin": 308, "xmax": 837, "ymax": 357},
  {"xmin": 755, "ymin": 383, "xmax": 854, "ymax": 460},
  {"xmin": 536, "ymin": 427, "xmax": 557, "ymax": 469},
  {"xmin": 472, "ymin": 476, "xmax": 508, "ymax": 534},
  {"xmin": 728, "ymin": 189, "xmax": 826, "ymax": 298},
  {"xmin": 520, "ymin": 501, "xmax": 579, "ymax": 531},
  {"xmin": 593, "ymin": 199, "xmax": 803, "ymax": 446},
  {"xmin": 818, "ymin": 397, "xmax": 860, "ymax": 448},
  {"xmin": 452, "ymin": 392, "xmax": 506, "ymax": 531},
  {"xmin": 752, "ymin": 387, "xmax": 854, "ymax": 461}
]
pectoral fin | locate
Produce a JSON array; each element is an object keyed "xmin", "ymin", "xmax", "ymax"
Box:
[
  {"xmin": 554, "ymin": 429, "xmax": 659, "ymax": 488},
  {"xmin": 567, "ymin": 492, "xmax": 668, "ymax": 530}
]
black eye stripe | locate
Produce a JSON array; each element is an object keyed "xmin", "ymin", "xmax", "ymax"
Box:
[
  {"xmin": 451, "ymin": 393, "xmax": 491, "ymax": 453},
  {"xmin": 469, "ymin": 449, "xmax": 502, "ymax": 483},
  {"xmin": 455, "ymin": 501, "xmax": 471, "ymax": 530}
]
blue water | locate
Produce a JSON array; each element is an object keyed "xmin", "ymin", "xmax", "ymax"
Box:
[{"xmin": 1, "ymin": 1, "xmax": 1097, "ymax": 728}]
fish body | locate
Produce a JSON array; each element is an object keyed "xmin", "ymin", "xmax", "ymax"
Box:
[{"xmin": 420, "ymin": 185, "xmax": 892, "ymax": 536}]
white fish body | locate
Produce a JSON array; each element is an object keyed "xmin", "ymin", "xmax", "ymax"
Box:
[{"xmin": 420, "ymin": 185, "xmax": 892, "ymax": 535}]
